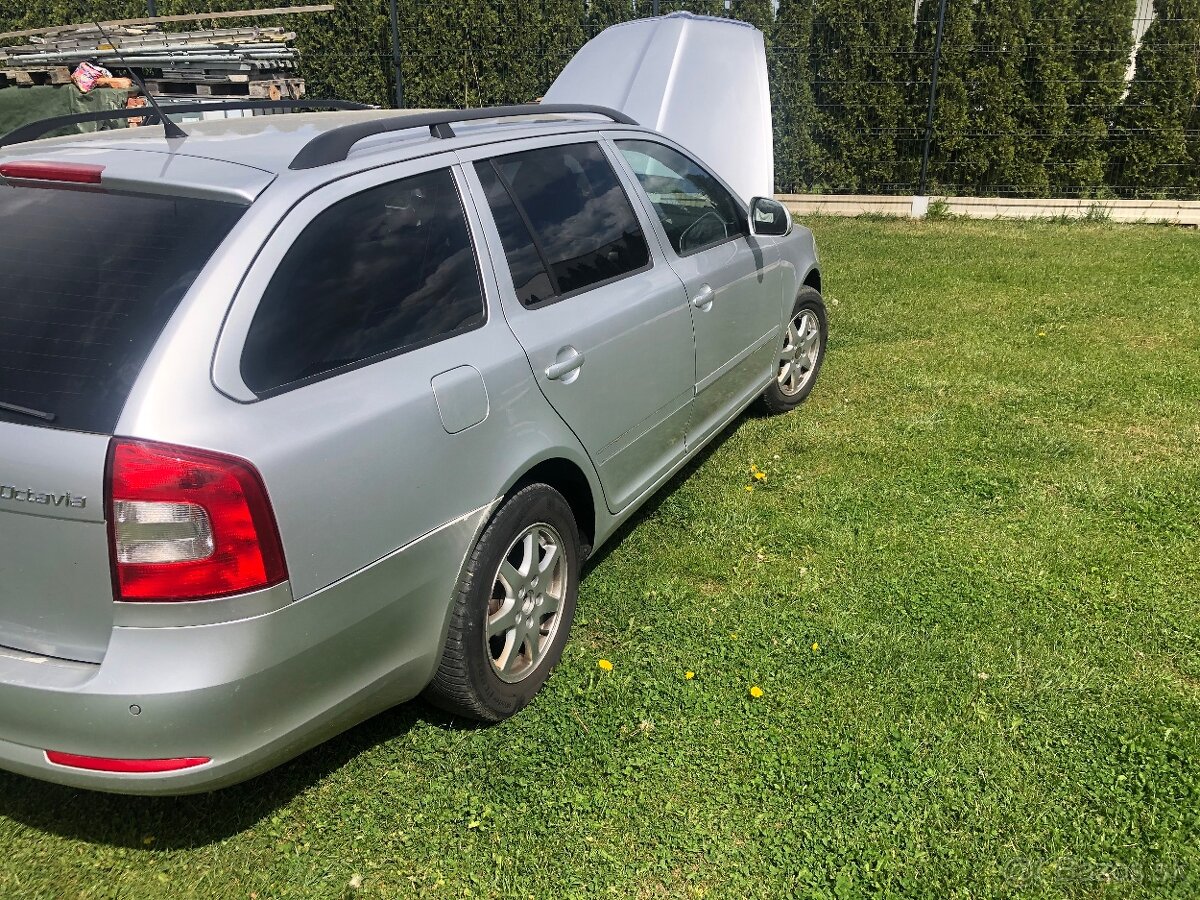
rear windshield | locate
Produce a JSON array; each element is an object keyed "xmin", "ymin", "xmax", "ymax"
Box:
[{"xmin": 0, "ymin": 184, "xmax": 243, "ymax": 433}]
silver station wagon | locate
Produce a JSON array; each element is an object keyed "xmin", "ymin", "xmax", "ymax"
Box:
[{"xmin": 0, "ymin": 14, "xmax": 825, "ymax": 793}]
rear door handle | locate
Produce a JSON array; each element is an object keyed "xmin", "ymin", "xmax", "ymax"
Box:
[
  {"xmin": 690, "ymin": 284, "xmax": 715, "ymax": 310},
  {"xmin": 545, "ymin": 347, "xmax": 585, "ymax": 381}
]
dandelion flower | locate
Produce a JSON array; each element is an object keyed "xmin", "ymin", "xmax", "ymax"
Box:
[
  {"xmin": 598, "ymin": 658, "xmax": 613, "ymax": 672},
  {"xmin": 745, "ymin": 485, "xmax": 754, "ymax": 493},
  {"xmin": 685, "ymin": 671, "xmax": 695, "ymax": 680},
  {"xmin": 812, "ymin": 642, "xmax": 820, "ymax": 652},
  {"xmin": 749, "ymin": 685, "xmax": 764, "ymax": 698}
]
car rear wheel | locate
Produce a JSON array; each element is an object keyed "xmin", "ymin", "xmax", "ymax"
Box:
[
  {"xmin": 760, "ymin": 287, "xmax": 827, "ymax": 415},
  {"xmin": 424, "ymin": 483, "xmax": 581, "ymax": 722}
]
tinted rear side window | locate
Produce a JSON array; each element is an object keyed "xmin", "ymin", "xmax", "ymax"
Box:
[
  {"xmin": 241, "ymin": 168, "xmax": 485, "ymax": 396},
  {"xmin": 0, "ymin": 186, "xmax": 243, "ymax": 433},
  {"xmin": 474, "ymin": 161, "xmax": 554, "ymax": 307},
  {"xmin": 486, "ymin": 143, "xmax": 650, "ymax": 300}
]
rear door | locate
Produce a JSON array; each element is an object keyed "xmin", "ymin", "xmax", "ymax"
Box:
[
  {"xmin": 0, "ymin": 170, "xmax": 245, "ymax": 661},
  {"xmin": 613, "ymin": 138, "xmax": 782, "ymax": 447},
  {"xmin": 461, "ymin": 137, "xmax": 695, "ymax": 513}
]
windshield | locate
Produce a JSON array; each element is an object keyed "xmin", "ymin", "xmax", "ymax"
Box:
[{"xmin": 0, "ymin": 182, "xmax": 243, "ymax": 433}]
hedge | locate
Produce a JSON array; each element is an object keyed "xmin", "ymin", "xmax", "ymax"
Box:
[{"xmin": 1, "ymin": 0, "xmax": 1196, "ymax": 198}]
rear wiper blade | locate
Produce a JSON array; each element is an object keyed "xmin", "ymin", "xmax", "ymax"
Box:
[{"xmin": 0, "ymin": 400, "xmax": 56, "ymax": 422}]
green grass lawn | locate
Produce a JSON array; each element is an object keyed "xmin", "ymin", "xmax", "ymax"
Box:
[{"xmin": 2, "ymin": 217, "xmax": 1197, "ymax": 899}]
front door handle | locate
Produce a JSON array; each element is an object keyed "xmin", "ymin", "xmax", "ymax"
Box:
[
  {"xmin": 690, "ymin": 284, "xmax": 715, "ymax": 310},
  {"xmin": 545, "ymin": 347, "xmax": 586, "ymax": 382}
]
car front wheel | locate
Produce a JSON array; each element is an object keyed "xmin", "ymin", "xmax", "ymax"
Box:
[{"xmin": 760, "ymin": 286, "xmax": 827, "ymax": 414}]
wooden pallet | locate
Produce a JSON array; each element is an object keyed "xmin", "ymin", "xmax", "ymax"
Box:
[
  {"xmin": 0, "ymin": 66, "xmax": 73, "ymax": 88},
  {"xmin": 143, "ymin": 76, "xmax": 305, "ymax": 99}
]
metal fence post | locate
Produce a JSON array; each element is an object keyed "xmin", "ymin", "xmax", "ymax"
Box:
[
  {"xmin": 652, "ymin": 0, "xmax": 661, "ymax": 15},
  {"xmin": 918, "ymin": 0, "xmax": 949, "ymax": 196},
  {"xmin": 389, "ymin": 0, "xmax": 404, "ymax": 109}
]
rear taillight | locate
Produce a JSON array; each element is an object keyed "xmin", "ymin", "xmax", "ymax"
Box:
[{"xmin": 106, "ymin": 440, "xmax": 287, "ymax": 602}]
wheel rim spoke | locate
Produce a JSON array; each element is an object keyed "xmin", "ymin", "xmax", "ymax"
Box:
[
  {"xmin": 779, "ymin": 309, "xmax": 820, "ymax": 396},
  {"xmin": 498, "ymin": 559, "xmax": 525, "ymax": 595},
  {"xmin": 537, "ymin": 536, "xmax": 560, "ymax": 577},
  {"xmin": 487, "ymin": 598, "xmax": 520, "ymax": 639},
  {"xmin": 777, "ymin": 359, "xmax": 793, "ymax": 386},
  {"xmin": 486, "ymin": 521, "xmax": 569, "ymax": 684}
]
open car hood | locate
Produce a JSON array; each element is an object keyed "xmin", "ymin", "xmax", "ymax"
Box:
[{"xmin": 544, "ymin": 12, "xmax": 773, "ymax": 203}]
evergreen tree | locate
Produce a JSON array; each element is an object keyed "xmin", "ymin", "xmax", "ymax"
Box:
[
  {"xmin": 729, "ymin": 0, "xmax": 773, "ymax": 34},
  {"xmin": 1062, "ymin": 0, "xmax": 1136, "ymax": 194},
  {"xmin": 587, "ymin": 0, "xmax": 636, "ymax": 35},
  {"xmin": 290, "ymin": 0, "xmax": 391, "ymax": 108},
  {"xmin": 1110, "ymin": 0, "xmax": 1200, "ymax": 196},
  {"xmin": 660, "ymin": 1, "xmax": 725, "ymax": 16},
  {"xmin": 912, "ymin": 0, "xmax": 978, "ymax": 194},
  {"xmin": 808, "ymin": 0, "xmax": 915, "ymax": 192},
  {"xmin": 771, "ymin": 0, "xmax": 818, "ymax": 192},
  {"xmin": 963, "ymin": 0, "xmax": 1035, "ymax": 194},
  {"xmin": 1021, "ymin": 0, "xmax": 1073, "ymax": 196},
  {"xmin": 398, "ymin": 0, "xmax": 511, "ymax": 108},
  {"xmin": 538, "ymin": 0, "xmax": 588, "ymax": 91}
]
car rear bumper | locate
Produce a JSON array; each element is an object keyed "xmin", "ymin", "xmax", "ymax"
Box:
[{"xmin": 0, "ymin": 505, "xmax": 488, "ymax": 795}]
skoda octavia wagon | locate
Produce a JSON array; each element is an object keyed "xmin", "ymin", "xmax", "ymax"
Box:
[{"xmin": 0, "ymin": 32, "xmax": 823, "ymax": 795}]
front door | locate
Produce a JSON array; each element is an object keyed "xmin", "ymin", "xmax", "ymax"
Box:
[
  {"xmin": 612, "ymin": 138, "xmax": 782, "ymax": 446},
  {"xmin": 462, "ymin": 139, "xmax": 696, "ymax": 514}
]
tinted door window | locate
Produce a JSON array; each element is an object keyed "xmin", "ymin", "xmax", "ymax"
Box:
[
  {"xmin": 0, "ymin": 186, "xmax": 243, "ymax": 433},
  {"xmin": 616, "ymin": 140, "xmax": 745, "ymax": 256},
  {"xmin": 474, "ymin": 162, "xmax": 554, "ymax": 307},
  {"xmin": 241, "ymin": 168, "xmax": 484, "ymax": 395},
  {"xmin": 481, "ymin": 143, "xmax": 650, "ymax": 302}
]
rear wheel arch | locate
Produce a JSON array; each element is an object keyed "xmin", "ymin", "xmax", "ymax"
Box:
[{"xmin": 504, "ymin": 458, "xmax": 596, "ymax": 558}]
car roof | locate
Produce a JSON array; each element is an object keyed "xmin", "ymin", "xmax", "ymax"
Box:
[{"xmin": 7, "ymin": 109, "xmax": 649, "ymax": 178}]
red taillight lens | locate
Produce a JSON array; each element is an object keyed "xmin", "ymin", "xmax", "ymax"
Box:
[
  {"xmin": 106, "ymin": 440, "xmax": 287, "ymax": 602},
  {"xmin": 45, "ymin": 751, "xmax": 210, "ymax": 773},
  {"xmin": 0, "ymin": 161, "xmax": 104, "ymax": 184}
]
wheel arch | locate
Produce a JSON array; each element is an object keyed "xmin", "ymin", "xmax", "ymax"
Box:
[
  {"xmin": 802, "ymin": 267, "xmax": 821, "ymax": 295},
  {"xmin": 504, "ymin": 456, "xmax": 597, "ymax": 558}
]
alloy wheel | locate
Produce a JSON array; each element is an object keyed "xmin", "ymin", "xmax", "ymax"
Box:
[
  {"xmin": 486, "ymin": 522, "xmax": 569, "ymax": 683},
  {"xmin": 777, "ymin": 308, "xmax": 821, "ymax": 397}
]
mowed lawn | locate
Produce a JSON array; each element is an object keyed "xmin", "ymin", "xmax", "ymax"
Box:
[{"xmin": 1, "ymin": 217, "xmax": 1197, "ymax": 899}]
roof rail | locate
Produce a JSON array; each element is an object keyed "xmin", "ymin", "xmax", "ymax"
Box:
[
  {"xmin": 0, "ymin": 100, "xmax": 371, "ymax": 150},
  {"xmin": 288, "ymin": 104, "xmax": 639, "ymax": 170}
]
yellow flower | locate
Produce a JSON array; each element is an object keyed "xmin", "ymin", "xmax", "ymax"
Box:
[
  {"xmin": 749, "ymin": 685, "xmax": 764, "ymax": 698},
  {"xmin": 1037, "ymin": 331, "xmax": 1047, "ymax": 337},
  {"xmin": 754, "ymin": 471, "xmax": 766, "ymax": 482},
  {"xmin": 812, "ymin": 642, "xmax": 820, "ymax": 652},
  {"xmin": 685, "ymin": 671, "xmax": 695, "ymax": 680},
  {"xmin": 598, "ymin": 658, "xmax": 613, "ymax": 672},
  {"xmin": 745, "ymin": 485, "xmax": 754, "ymax": 493}
]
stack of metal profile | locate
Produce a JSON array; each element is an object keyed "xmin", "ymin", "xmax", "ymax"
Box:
[{"xmin": 0, "ymin": 25, "xmax": 300, "ymax": 77}]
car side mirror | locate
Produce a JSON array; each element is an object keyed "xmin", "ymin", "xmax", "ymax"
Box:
[{"xmin": 749, "ymin": 197, "xmax": 792, "ymax": 237}]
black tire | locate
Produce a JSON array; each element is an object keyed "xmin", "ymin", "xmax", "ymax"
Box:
[
  {"xmin": 760, "ymin": 287, "xmax": 828, "ymax": 415},
  {"xmin": 424, "ymin": 483, "xmax": 581, "ymax": 722}
]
